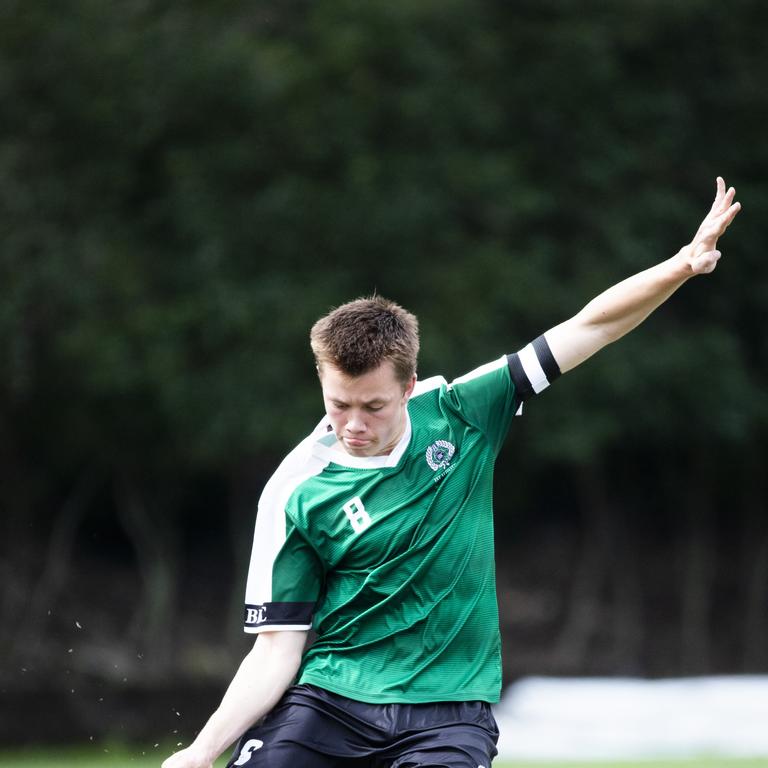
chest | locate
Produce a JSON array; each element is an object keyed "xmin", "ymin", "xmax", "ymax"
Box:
[{"xmin": 290, "ymin": 428, "xmax": 491, "ymax": 571}]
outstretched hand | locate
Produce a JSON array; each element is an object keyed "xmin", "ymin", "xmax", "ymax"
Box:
[{"xmin": 680, "ymin": 176, "xmax": 741, "ymax": 275}]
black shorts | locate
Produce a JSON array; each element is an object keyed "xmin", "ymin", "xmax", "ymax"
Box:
[{"xmin": 225, "ymin": 683, "xmax": 499, "ymax": 768}]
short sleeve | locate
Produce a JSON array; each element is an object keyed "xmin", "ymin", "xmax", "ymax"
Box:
[
  {"xmin": 446, "ymin": 335, "xmax": 561, "ymax": 454},
  {"xmin": 444, "ymin": 356, "xmax": 519, "ymax": 454},
  {"xmin": 243, "ymin": 497, "xmax": 324, "ymax": 634}
]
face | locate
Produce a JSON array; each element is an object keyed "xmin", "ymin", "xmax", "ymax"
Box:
[{"xmin": 319, "ymin": 361, "xmax": 416, "ymax": 457}]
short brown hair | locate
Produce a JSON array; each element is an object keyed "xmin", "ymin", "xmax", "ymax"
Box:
[{"xmin": 310, "ymin": 296, "xmax": 419, "ymax": 386}]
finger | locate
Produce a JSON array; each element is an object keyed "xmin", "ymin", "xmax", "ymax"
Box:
[
  {"xmin": 718, "ymin": 200, "xmax": 741, "ymax": 228},
  {"xmin": 700, "ymin": 203, "xmax": 740, "ymax": 242},
  {"xmin": 705, "ymin": 198, "xmax": 740, "ymax": 236},
  {"xmin": 713, "ymin": 182, "xmax": 736, "ymax": 216},
  {"xmin": 711, "ymin": 176, "xmax": 725, "ymax": 209},
  {"xmin": 721, "ymin": 186, "xmax": 736, "ymax": 214}
]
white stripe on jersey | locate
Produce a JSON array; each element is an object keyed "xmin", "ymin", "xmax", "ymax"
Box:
[
  {"xmin": 244, "ymin": 425, "xmax": 329, "ymax": 629},
  {"xmin": 450, "ymin": 355, "xmax": 507, "ymax": 386},
  {"xmin": 412, "ymin": 375, "xmax": 446, "ymax": 396}
]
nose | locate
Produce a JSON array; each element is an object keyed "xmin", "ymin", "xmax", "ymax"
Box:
[{"xmin": 346, "ymin": 413, "xmax": 367, "ymax": 434}]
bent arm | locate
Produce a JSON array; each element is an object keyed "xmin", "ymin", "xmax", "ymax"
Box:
[
  {"xmin": 161, "ymin": 629, "xmax": 308, "ymax": 768},
  {"xmin": 545, "ymin": 177, "xmax": 740, "ymax": 373}
]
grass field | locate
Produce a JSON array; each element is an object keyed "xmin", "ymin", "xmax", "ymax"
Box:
[{"xmin": 2, "ymin": 747, "xmax": 768, "ymax": 768}]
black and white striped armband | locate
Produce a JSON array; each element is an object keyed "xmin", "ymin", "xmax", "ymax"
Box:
[{"xmin": 507, "ymin": 334, "xmax": 562, "ymax": 403}]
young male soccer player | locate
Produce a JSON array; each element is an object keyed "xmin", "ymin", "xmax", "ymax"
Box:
[{"xmin": 162, "ymin": 178, "xmax": 740, "ymax": 768}]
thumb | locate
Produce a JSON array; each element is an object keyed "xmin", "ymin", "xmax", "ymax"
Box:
[{"xmin": 690, "ymin": 249, "xmax": 721, "ymax": 274}]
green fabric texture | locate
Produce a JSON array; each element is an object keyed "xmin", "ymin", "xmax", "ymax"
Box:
[{"xmin": 268, "ymin": 358, "xmax": 519, "ymax": 703}]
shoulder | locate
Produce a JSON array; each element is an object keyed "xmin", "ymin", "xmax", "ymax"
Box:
[
  {"xmin": 259, "ymin": 418, "xmax": 332, "ymax": 510},
  {"xmin": 412, "ymin": 375, "xmax": 447, "ymax": 399},
  {"xmin": 450, "ymin": 355, "xmax": 510, "ymax": 388},
  {"xmin": 413, "ymin": 358, "xmax": 511, "ymax": 397}
]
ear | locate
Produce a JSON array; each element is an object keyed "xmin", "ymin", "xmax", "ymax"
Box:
[{"xmin": 403, "ymin": 373, "xmax": 417, "ymax": 401}]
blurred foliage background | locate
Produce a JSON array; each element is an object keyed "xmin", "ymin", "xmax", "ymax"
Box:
[{"xmin": 1, "ymin": 0, "xmax": 766, "ymax": 749}]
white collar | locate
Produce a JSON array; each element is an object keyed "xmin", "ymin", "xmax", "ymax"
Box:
[{"xmin": 312, "ymin": 412, "xmax": 412, "ymax": 469}]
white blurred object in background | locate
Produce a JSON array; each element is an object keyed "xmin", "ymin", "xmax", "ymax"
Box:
[{"xmin": 493, "ymin": 676, "xmax": 768, "ymax": 760}]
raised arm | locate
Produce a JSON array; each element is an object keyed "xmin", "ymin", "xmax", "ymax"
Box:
[
  {"xmin": 161, "ymin": 629, "xmax": 308, "ymax": 768},
  {"xmin": 545, "ymin": 177, "xmax": 741, "ymax": 373}
]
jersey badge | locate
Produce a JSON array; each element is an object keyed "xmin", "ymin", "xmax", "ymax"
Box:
[{"xmin": 425, "ymin": 440, "xmax": 455, "ymax": 471}]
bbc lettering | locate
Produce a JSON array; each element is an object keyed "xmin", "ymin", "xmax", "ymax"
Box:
[{"xmin": 245, "ymin": 605, "xmax": 268, "ymax": 625}]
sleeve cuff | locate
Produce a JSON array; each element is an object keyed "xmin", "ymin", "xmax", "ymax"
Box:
[{"xmin": 244, "ymin": 602, "xmax": 315, "ymax": 631}]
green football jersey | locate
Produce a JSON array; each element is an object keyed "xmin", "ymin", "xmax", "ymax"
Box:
[{"xmin": 244, "ymin": 340, "xmax": 560, "ymax": 704}]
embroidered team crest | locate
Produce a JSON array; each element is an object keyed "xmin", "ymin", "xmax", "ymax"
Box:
[{"xmin": 425, "ymin": 440, "xmax": 455, "ymax": 471}]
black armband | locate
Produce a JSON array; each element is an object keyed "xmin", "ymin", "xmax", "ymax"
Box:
[{"xmin": 507, "ymin": 334, "xmax": 561, "ymax": 402}]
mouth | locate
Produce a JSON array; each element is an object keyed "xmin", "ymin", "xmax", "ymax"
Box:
[{"xmin": 343, "ymin": 437, "xmax": 371, "ymax": 448}]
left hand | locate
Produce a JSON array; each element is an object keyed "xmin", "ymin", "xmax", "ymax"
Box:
[{"xmin": 679, "ymin": 176, "xmax": 741, "ymax": 275}]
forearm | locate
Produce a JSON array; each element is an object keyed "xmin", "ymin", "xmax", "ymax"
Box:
[
  {"xmin": 582, "ymin": 253, "xmax": 689, "ymax": 323},
  {"xmin": 546, "ymin": 250, "xmax": 693, "ymax": 373},
  {"xmin": 165, "ymin": 631, "xmax": 306, "ymax": 767},
  {"xmin": 543, "ymin": 177, "xmax": 740, "ymax": 374}
]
